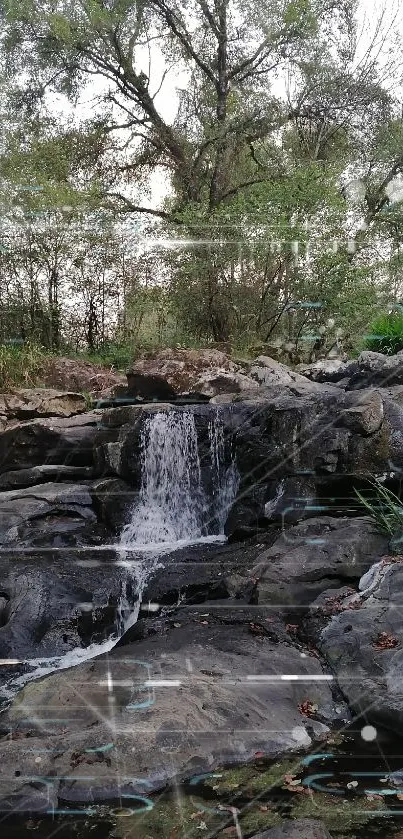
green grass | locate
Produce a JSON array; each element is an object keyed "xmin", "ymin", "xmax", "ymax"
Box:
[
  {"xmin": 0, "ymin": 343, "xmax": 49, "ymax": 390},
  {"xmin": 355, "ymin": 480, "xmax": 403, "ymax": 547},
  {"xmin": 364, "ymin": 312, "xmax": 403, "ymax": 355}
]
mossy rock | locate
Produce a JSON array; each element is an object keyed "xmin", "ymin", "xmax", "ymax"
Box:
[
  {"xmin": 291, "ymin": 791, "xmax": 389, "ymax": 834},
  {"xmin": 203, "ymin": 758, "xmax": 300, "ymax": 797}
]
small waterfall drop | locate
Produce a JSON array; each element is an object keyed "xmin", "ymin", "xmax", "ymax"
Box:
[
  {"xmin": 209, "ymin": 411, "xmax": 239, "ymax": 533},
  {"xmin": 121, "ymin": 409, "xmax": 238, "ymax": 549}
]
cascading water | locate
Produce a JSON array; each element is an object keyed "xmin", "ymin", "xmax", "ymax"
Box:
[
  {"xmin": 208, "ymin": 411, "xmax": 239, "ymax": 533},
  {"xmin": 3, "ymin": 409, "xmax": 238, "ymax": 704},
  {"xmin": 121, "ymin": 409, "xmax": 238, "ymax": 550}
]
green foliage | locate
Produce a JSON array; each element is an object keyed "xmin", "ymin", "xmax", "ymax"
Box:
[
  {"xmin": 365, "ymin": 311, "xmax": 403, "ymax": 355},
  {"xmin": 0, "ymin": 343, "xmax": 48, "ymax": 390},
  {"xmin": 355, "ymin": 481, "xmax": 403, "ymax": 543},
  {"xmin": 82, "ymin": 342, "xmax": 134, "ymax": 371}
]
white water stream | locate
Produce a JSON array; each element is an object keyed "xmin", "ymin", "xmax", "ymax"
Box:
[
  {"xmin": 121, "ymin": 409, "xmax": 238, "ymax": 549},
  {"xmin": 3, "ymin": 409, "xmax": 239, "ymax": 700}
]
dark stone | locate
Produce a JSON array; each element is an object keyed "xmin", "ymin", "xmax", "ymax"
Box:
[
  {"xmin": 318, "ymin": 559, "xmax": 403, "ymax": 735},
  {"xmin": 0, "ymin": 546, "xmax": 133, "ymax": 664},
  {"xmin": 126, "ymin": 372, "xmax": 177, "ymax": 400}
]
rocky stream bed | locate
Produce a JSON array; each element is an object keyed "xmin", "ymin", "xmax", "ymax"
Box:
[{"xmin": 1, "ymin": 350, "xmax": 403, "ymax": 838}]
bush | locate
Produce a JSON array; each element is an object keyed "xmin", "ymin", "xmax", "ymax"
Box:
[
  {"xmin": 81, "ymin": 342, "xmax": 134, "ymax": 371},
  {"xmin": 355, "ymin": 480, "xmax": 403, "ymax": 550},
  {"xmin": 364, "ymin": 312, "xmax": 403, "ymax": 355},
  {"xmin": 0, "ymin": 343, "xmax": 48, "ymax": 390}
]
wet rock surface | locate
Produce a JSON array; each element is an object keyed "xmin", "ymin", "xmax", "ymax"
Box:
[
  {"xmin": 0, "ymin": 610, "xmax": 345, "ymax": 808},
  {"xmin": 316, "ymin": 559, "xmax": 403, "ymax": 735},
  {"xmin": 2, "ymin": 350, "xmax": 403, "ymax": 834},
  {"xmin": 0, "ymin": 546, "xmax": 130, "ymax": 664}
]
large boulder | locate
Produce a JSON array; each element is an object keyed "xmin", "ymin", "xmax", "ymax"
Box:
[
  {"xmin": 249, "ymin": 356, "xmax": 324, "ymax": 391},
  {"xmin": 316, "ymin": 558, "xmax": 403, "ymax": 735},
  {"xmin": 300, "ymin": 350, "xmax": 403, "ymax": 392},
  {"xmin": 296, "ymin": 359, "xmax": 353, "ymax": 384},
  {"xmin": 0, "ymin": 545, "xmax": 131, "ymax": 666},
  {"xmin": 0, "ymin": 464, "xmax": 93, "ymax": 491},
  {"xmin": 346, "ymin": 350, "xmax": 403, "ymax": 390},
  {"xmin": 0, "ymin": 481, "xmax": 103, "ymax": 546},
  {"xmin": 126, "ymin": 348, "xmax": 251, "ymax": 397},
  {"xmin": 0, "ymin": 412, "xmax": 101, "ymax": 474},
  {"xmin": 0, "ymin": 611, "xmax": 342, "ymax": 809},
  {"xmin": 249, "ymin": 517, "xmax": 389, "ymax": 610},
  {"xmin": 40, "ymin": 356, "xmax": 126, "ymax": 398},
  {"xmin": 0, "ymin": 388, "xmax": 87, "ymax": 420}
]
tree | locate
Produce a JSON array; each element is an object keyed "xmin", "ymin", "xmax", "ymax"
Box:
[{"xmin": 2, "ymin": 0, "xmax": 403, "ymax": 345}]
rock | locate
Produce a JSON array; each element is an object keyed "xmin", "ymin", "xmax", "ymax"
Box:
[
  {"xmin": 191, "ymin": 370, "xmax": 259, "ymax": 397},
  {"xmin": 336, "ymin": 389, "xmax": 384, "ymax": 435},
  {"xmin": 126, "ymin": 373, "xmax": 177, "ymax": 400},
  {"xmin": 0, "ymin": 482, "xmax": 101, "ymax": 546},
  {"xmin": 94, "ymin": 386, "xmax": 403, "ymax": 536},
  {"xmin": 318, "ymin": 558, "xmax": 403, "ymax": 734},
  {"xmin": 40, "ymin": 356, "xmax": 126, "ymax": 398},
  {"xmin": 0, "ymin": 388, "xmax": 88, "ymax": 419},
  {"xmin": 141, "ymin": 536, "xmax": 278, "ymax": 608},
  {"xmin": 126, "ymin": 348, "xmax": 247, "ymax": 396},
  {"xmin": 302, "ymin": 349, "xmax": 403, "ymax": 392},
  {"xmin": 296, "ymin": 359, "xmax": 353, "ymax": 384},
  {"xmin": 0, "ymin": 412, "xmax": 100, "ymax": 474},
  {"xmin": 0, "ymin": 546, "xmax": 132, "ymax": 664},
  {"xmin": 0, "ymin": 464, "xmax": 94, "ymax": 490},
  {"xmin": 0, "ymin": 616, "xmax": 340, "ymax": 806},
  {"xmin": 91, "ymin": 477, "xmax": 138, "ymax": 533},
  {"xmin": 346, "ymin": 350, "xmax": 403, "ymax": 390},
  {"xmin": 250, "ymin": 517, "xmax": 388, "ymax": 610},
  {"xmin": 249, "ymin": 356, "xmax": 323, "ymax": 391},
  {"xmin": 100, "ymin": 403, "xmax": 174, "ymax": 428},
  {"xmin": 251, "ymin": 820, "xmax": 333, "ymax": 839}
]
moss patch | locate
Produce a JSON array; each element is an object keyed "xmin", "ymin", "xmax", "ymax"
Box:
[
  {"xmin": 202, "ymin": 758, "xmax": 301, "ymax": 797},
  {"xmin": 292, "ymin": 790, "xmax": 389, "ymax": 834}
]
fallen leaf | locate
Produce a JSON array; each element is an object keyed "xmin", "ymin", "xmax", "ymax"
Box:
[
  {"xmin": 173, "ymin": 623, "xmax": 181, "ymax": 628},
  {"xmin": 298, "ymin": 700, "xmax": 319, "ymax": 717},
  {"xmin": 196, "ymin": 822, "xmax": 207, "ymax": 830},
  {"xmin": 254, "ymin": 751, "xmax": 265, "ymax": 758},
  {"xmin": 259, "ymin": 805, "xmax": 269, "ymax": 812},
  {"xmin": 397, "ymin": 793, "xmax": 403, "ymax": 801},
  {"xmin": 373, "ymin": 631, "xmax": 399, "ymax": 650},
  {"xmin": 347, "ymin": 780, "xmax": 358, "ymax": 790}
]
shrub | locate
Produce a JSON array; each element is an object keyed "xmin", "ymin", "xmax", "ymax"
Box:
[
  {"xmin": 0, "ymin": 343, "xmax": 48, "ymax": 390},
  {"xmin": 355, "ymin": 480, "xmax": 403, "ymax": 550},
  {"xmin": 364, "ymin": 312, "xmax": 403, "ymax": 355}
]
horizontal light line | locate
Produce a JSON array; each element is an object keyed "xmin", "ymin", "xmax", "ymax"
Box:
[
  {"xmin": 246, "ymin": 674, "xmax": 334, "ymax": 682},
  {"xmin": 144, "ymin": 680, "xmax": 181, "ymax": 687},
  {"xmin": 0, "ymin": 659, "xmax": 23, "ymax": 665}
]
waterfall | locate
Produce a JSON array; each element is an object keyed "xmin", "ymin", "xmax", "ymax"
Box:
[
  {"xmin": 121, "ymin": 409, "xmax": 238, "ymax": 549},
  {"xmin": 209, "ymin": 411, "xmax": 239, "ymax": 533}
]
